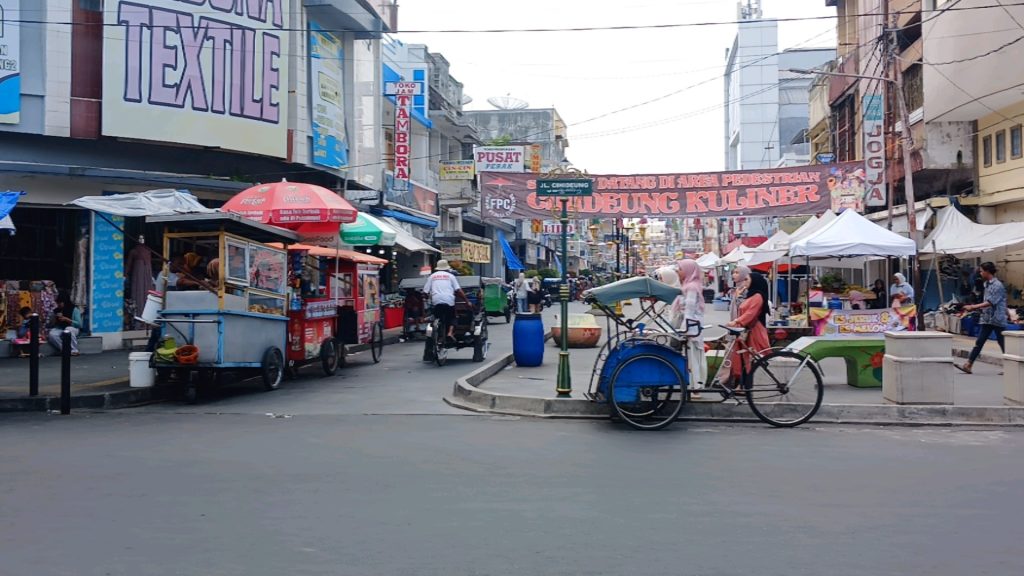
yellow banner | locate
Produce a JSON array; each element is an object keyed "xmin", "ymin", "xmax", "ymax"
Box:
[{"xmin": 461, "ymin": 240, "xmax": 492, "ymax": 263}]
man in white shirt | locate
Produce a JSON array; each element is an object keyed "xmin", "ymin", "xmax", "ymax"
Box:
[{"xmin": 422, "ymin": 260, "xmax": 471, "ymax": 341}]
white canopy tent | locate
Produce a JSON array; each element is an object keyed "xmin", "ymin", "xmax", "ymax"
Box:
[
  {"xmin": 745, "ymin": 230, "xmax": 790, "ymax": 266},
  {"xmin": 695, "ymin": 252, "xmax": 720, "ymax": 269},
  {"xmin": 921, "ymin": 205, "xmax": 1024, "ymax": 258},
  {"xmin": 789, "ymin": 209, "xmax": 917, "ymax": 258},
  {"xmin": 720, "ymin": 245, "xmax": 753, "ymax": 265}
]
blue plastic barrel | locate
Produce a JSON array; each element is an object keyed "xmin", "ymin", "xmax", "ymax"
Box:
[
  {"xmin": 513, "ymin": 313, "xmax": 545, "ymax": 367},
  {"xmin": 828, "ymin": 297, "xmax": 843, "ymax": 310}
]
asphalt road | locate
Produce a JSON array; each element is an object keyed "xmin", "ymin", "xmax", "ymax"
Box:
[{"xmin": 2, "ymin": 413, "xmax": 1024, "ymax": 576}]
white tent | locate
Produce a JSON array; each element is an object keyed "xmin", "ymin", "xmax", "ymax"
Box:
[
  {"xmin": 921, "ymin": 205, "xmax": 1024, "ymax": 257},
  {"xmin": 720, "ymin": 245, "xmax": 753, "ymax": 265},
  {"xmin": 790, "ymin": 209, "xmax": 917, "ymax": 258},
  {"xmin": 695, "ymin": 252, "xmax": 720, "ymax": 268},
  {"xmin": 746, "ymin": 230, "xmax": 790, "ymax": 266}
]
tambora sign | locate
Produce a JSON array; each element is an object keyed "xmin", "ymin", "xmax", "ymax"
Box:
[
  {"xmin": 481, "ymin": 163, "xmax": 863, "ymax": 220},
  {"xmin": 386, "ymin": 81, "xmax": 421, "ymax": 190},
  {"xmin": 102, "ymin": 1, "xmax": 289, "ymax": 158},
  {"xmin": 475, "ymin": 146, "xmax": 524, "ymax": 173}
]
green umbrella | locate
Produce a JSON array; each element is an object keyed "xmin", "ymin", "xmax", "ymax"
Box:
[{"xmin": 341, "ymin": 212, "xmax": 398, "ymax": 246}]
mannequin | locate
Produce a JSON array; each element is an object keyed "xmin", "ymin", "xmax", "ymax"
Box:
[{"xmin": 125, "ymin": 235, "xmax": 154, "ymax": 329}]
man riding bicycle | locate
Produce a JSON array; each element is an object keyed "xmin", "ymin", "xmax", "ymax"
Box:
[{"xmin": 422, "ymin": 260, "xmax": 471, "ymax": 343}]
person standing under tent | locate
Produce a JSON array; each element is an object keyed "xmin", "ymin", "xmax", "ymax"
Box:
[
  {"xmin": 955, "ymin": 262, "xmax": 1008, "ymax": 375},
  {"xmin": 890, "ymin": 272, "xmax": 915, "ymax": 306}
]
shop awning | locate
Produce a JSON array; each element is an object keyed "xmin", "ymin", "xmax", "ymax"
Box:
[
  {"xmin": 68, "ymin": 189, "xmax": 216, "ymax": 216},
  {"xmin": 267, "ymin": 243, "xmax": 389, "ymax": 265},
  {"xmin": 341, "ymin": 212, "xmax": 398, "ymax": 246},
  {"xmin": 1, "ymin": 191, "xmax": 23, "ymax": 235},
  {"xmin": 0, "ymin": 215, "xmax": 14, "ymax": 235},
  {"xmin": 498, "ymin": 231, "xmax": 524, "ymax": 270},
  {"xmin": 380, "ymin": 217, "xmax": 441, "ymax": 253}
]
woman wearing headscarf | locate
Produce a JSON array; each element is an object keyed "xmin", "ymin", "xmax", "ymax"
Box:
[
  {"xmin": 890, "ymin": 272, "xmax": 915, "ymax": 307},
  {"xmin": 725, "ymin": 265, "xmax": 771, "ymax": 386},
  {"xmin": 513, "ymin": 272, "xmax": 529, "ymax": 313},
  {"xmin": 655, "ymin": 265, "xmax": 683, "ymax": 328},
  {"xmin": 176, "ymin": 252, "xmax": 208, "ymax": 291},
  {"xmin": 675, "ymin": 259, "xmax": 707, "ymax": 396}
]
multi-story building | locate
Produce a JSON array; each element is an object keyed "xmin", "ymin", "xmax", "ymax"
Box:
[
  {"xmin": 924, "ymin": 0, "xmax": 1024, "ymax": 290},
  {"xmin": 0, "ymin": 0, "xmax": 395, "ymax": 348}
]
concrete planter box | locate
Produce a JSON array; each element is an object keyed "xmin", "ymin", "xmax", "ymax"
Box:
[
  {"xmin": 883, "ymin": 331, "xmax": 953, "ymax": 405},
  {"xmin": 1004, "ymin": 332, "xmax": 1024, "ymax": 406}
]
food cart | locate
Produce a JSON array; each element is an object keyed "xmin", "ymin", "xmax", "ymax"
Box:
[
  {"xmin": 269, "ymin": 243, "xmax": 388, "ymax": 371},
  {"xmin": 148, "ymin": 214, "xmax": 297, "ymax": 401}
]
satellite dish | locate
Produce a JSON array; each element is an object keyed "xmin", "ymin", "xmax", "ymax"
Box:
[
  {"xmin": 487, "ymin": 94, "xmax": 529, "ymax": 110},
  {"xmin": 461, "ymin": 94, "xmax": 474, "ymax": 105}
]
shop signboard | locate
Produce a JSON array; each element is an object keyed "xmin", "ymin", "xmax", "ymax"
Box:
[
  {"xmin": 474, "ymin": 146, "xmax": 525, "ymax": 173},
  {"xmin": 102, "ymin": 0, "xmax": 289, "ymax": 158},
  {"xmin": 385, "ymin": 81, "xmax": 420, "ymax": 191},
  {"xmin": 309, "ymin": 21, "xmax": 348, "ymax": 170},
  {"xmin": 862, "ymin": 93, "xmax": 886, "ymax": 209},
  {"xmin": 441, "ymin": 243, "xmax": 461, "ymax": 261},
  {"xmin": 90, "ymin": 213, "xmax": 125, "ymax": 333},
  {"xmin": 439, "ymin": 160, "xmax": 475, "ymax": 180},
  {"xmin": 810, "ymin": 306, "xmax": 917, "ymax": 336},
  {"xmin": 384, "ymin": 175, "xmax": 438, "ymax": 216},
  {"xmin": 481, "ymin": 163, "xmax": 866, "ymax": 221},
  {"xmin": 0, "ymin": 0, "xmax": 20, "ymax": 124},
  {"xmin": 461, "ymin": 240, "xmax": 491, "ymax": 264}
]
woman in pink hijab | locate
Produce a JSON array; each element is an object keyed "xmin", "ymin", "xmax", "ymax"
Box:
[{"xmin": 676, "ymin": 259, "xmax": 707, "ymax": 396}]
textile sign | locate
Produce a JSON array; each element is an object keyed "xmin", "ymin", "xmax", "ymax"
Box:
[
  {"xmin": 810, "ymin": 306, "xmax": 917, "ymax": 336},
  {"xmin": 461, "ymin": 240, "xmax": 491, "ymax": 264},
  {"xmin": 102, "ymin": 0, "xmax": 289, "ymax": 158},
  {"xmin": 309, "ymin": 21, "xmax": 348, "ymax": 170},
  {"xmin": 0, "ymin": 0, "xmax": 20, "ymax": 124},
  {"xmin": 439, "ymin": 160, "xmax": 475, "ymax": 180},
  {"xmin": 481, "ymin": 163, "xmax": 861, "ymax": 220}
]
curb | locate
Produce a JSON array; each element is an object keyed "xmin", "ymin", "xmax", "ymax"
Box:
[
  {"xmin": 0, "ymin": 381, "xmax": 175, "ymax": 413},
  {"xmin": 447, "ymin": 355, "xmax": 1024, "ymax": 427}
]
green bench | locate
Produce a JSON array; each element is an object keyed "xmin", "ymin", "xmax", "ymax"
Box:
[{"xmin": 784, "ymin": 336, "xmax": 885, "ymax": 388}]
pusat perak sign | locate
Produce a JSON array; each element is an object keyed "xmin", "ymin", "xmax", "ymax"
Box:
[
  {"xmin": 475, "ymin": 146, "xmax": 525, "ymax": 173},
  {"xmin": 102, "ymin": 1, "xmax": 289, "ymax": 158}
]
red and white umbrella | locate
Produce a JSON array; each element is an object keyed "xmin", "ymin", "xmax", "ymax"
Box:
[{"xmin": 222, "ymin": 180, "xmax": 358, "ymax": 225}]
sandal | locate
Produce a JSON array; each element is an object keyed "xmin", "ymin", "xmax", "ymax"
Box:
[{"xmin": 953, "ymin": 363, "xmax": 972, "ymax": 374}]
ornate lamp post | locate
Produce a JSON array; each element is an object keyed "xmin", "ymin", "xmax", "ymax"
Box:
[{"xmin": 537, "ymin": 161, "xmax": 593, "ymax": 398}]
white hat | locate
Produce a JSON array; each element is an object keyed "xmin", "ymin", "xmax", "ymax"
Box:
[{"xmin": 435, "ymin": 259, "xmax": 452, "ymax": 271}]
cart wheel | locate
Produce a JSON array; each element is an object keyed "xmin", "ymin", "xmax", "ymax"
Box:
[
  {"xmin": 321, "ymin": 337, "xmax": 339, "ymax": 376},
  {"xmin": 261, "ymin": 347, "xmax": 284, "ymax": 391},
  {"xmin": 423, "ymin": 336, "xmax": 435, "ymax": 361},
  {"xmin": 433, "ymin": 327, "xmax": 448, "ymax": 367},
  {"xmin": 472, "ymin": 322, "xmax": 489, "ymax": 362},
  {"xmin": 371, "ymin": 323, "xmax": 384, "ymax": 364}
]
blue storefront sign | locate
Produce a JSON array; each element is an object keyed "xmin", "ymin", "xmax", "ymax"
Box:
[
  {"xmin": 90, "ymin": 213, "xmax": 125, "ymax": 333},
  {"xmin": 309, "ymin": 21, "xmax": 348, "ymax": 170}
]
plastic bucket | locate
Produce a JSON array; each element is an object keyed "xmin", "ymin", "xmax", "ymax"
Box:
[
  {"xmin": 140, "ymin": 290, "xmax": 163, "ymax": 325},
  {"xmin": 513, "ymin": 313, "xmax": 545, "ymax": 367},
  {"xmin": 129, "ymin": 352, "xmax": 155, "ymax": 388}
]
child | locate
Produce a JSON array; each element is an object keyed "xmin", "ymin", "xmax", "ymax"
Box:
[{"xmin": 15, "ymin": 307, "xmax": 40, "ymax": 358}]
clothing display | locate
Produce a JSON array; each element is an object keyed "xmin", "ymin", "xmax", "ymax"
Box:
[{"xmin": 125, "ymin": 241, "xmax": 154, "ymax": 329}]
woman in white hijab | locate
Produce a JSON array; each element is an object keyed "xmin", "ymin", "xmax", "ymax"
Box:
[{"xmin": 890, "ymin": 272, "xmax": 915, "ymax": 307}]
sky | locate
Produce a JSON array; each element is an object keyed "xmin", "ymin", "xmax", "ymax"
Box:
[{"xmin": 395, "ymin": 0, "xmax": 838, "ymax": 175}]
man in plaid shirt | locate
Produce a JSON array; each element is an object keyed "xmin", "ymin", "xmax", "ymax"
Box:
[{"xmin": 956, "ymin": 262, "xmax": 1007, "ymax": 374}]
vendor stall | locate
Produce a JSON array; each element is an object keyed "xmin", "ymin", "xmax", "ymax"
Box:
[{"xmin": 147, "ymin": 213, "xmax": 298, "ymax": 401}]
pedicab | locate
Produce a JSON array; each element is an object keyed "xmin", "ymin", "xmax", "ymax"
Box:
[
  {"xmin": 482, "ymin": 277, "xmax": 513, "ymax": 324},
  {"xmin": 398, "ymin": 276, "xmax": 489, "ymax": 366},
  {"xmin": 148, "ymin": 213, "xmax": 297, "ymax": 402},
  {"xmin": 583, "ymin": 276, "xmax": 824, "ymax": 431}
]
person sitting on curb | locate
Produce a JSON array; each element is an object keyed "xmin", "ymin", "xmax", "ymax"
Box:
[{"xmin": 955, "ymin": 262, "xmax": 1007, "ymax": 375}]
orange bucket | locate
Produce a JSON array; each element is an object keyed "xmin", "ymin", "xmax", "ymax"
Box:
[{"xmin": 175, "ymin": 345, "xmax": 199, "ymax": 365}]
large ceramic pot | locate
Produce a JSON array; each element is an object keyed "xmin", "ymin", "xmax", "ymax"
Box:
[{"xmin": 550, "ymin": 326, "xmax": 602, "ymax": 348}]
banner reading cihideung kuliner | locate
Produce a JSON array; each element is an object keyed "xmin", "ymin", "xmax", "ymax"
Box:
[{"xmin": 480, "ymin": 162, "xmax": 866, "ymax": 220}]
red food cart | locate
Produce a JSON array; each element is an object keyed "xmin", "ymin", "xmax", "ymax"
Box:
[{"xmin": 271, "ymin": 243, "xmax": 387, "ymax": 374}]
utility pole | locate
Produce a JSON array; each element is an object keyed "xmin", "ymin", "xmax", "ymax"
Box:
[{"xmin": 884, "ymin": 0, "xmax": 896, "ymax": 232}]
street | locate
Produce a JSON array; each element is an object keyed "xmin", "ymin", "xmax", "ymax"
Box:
[{"xmin": 3, "ymin": 313, "xmax": 1024, "ymax": 576}]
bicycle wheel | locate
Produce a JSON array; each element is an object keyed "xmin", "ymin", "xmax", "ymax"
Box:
[
  {"xmin": 746, "ymin": 350, "xmax": 823, "ymax": 427},
  {"xmin": 609, "ymin": 353, "xmax": 684, "ymax": 431},
  {"xmin": 433, "ymin": 326, "xmax": 448, "ymax": 367}
]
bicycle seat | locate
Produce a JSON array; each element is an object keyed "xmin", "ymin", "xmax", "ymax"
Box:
[{"xmin": 720, "ymin": 324, "xmax": 746, "ymax": 335}]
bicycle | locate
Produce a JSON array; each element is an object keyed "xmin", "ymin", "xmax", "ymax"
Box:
[{"xmin": 585, "ymin": 277, "xmax": 824, "ymax": 431}]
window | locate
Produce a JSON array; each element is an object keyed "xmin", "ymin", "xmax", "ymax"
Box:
[
  {"xmin": 983, "ymin": 134, "xmax": 992, "ymax": 167},
  {"xmin": 996, "ymin": 130, "xmax": 1007, "ymax": 164},
  {"xmin": 1012, "ymin": 125, "xmax": 1022, "ymax": 159}
]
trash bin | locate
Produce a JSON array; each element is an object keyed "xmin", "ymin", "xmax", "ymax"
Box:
[
  {"xmin": 513, "ymin": 313, "xmax": 545, "ymax": 367},
  {"xmin": 129, "ymin": 352, "xmax": 155, "ymax": 388}
]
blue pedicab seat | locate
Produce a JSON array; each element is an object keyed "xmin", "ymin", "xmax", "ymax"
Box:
[{"xmin": 596, "ymin": 339, "xmax": 689, "ymax": 403}]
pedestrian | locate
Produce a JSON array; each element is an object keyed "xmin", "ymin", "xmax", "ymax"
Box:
[
  {"xmin": 512, "ymin": 272, "xmax": 529, "ymax": 313},
  {"xmin": 676, "ymin": 259, "xmax": 707, "ymax": 397},
  {"xmin": 890, "ymin": 272, "xmax": 915, "ymax": 307},
  {"xmin": 955, "ymin": 262, "xmax": 1007, "ymax": 374},
  {"xmin": 870, "ymin": 278, "xmax": 886, "ymax": 309},
  {"xmin": 48, "ymin": 291, "xmax": 82, "ymax": 356},
  {"xmin": 527, "ymin": 276, "xmax": 542, "ymax": 312},
  {"xmin": 422, "ymin": 260, "xmax": 471, "ymax": 343}
]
